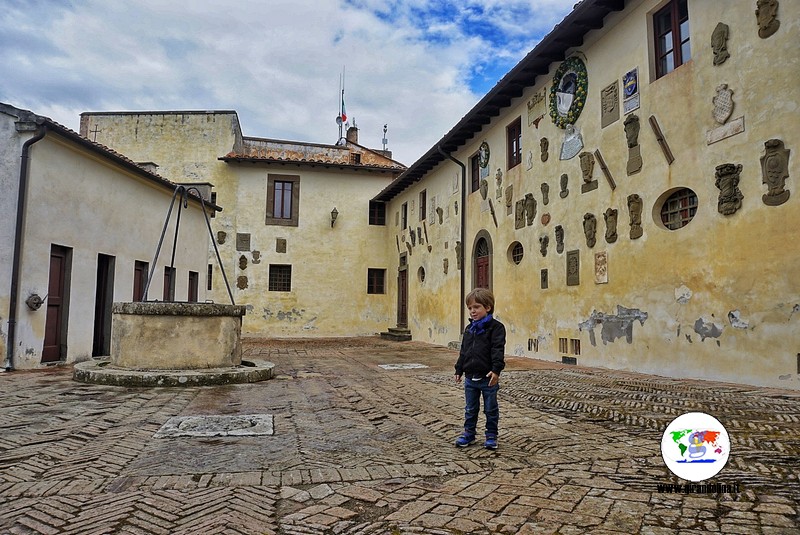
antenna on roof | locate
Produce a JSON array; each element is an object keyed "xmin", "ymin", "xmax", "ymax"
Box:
[
  {"xmin": 335, "ymin": 67, "xmax": 347, "ymax": 145},
  {"xmin": 382, "ymin": 124, "xmax": 388, "ymax": 152}
]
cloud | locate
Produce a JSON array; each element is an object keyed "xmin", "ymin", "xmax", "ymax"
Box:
[{"xmin": 0, "ymin": 0, "xmax": 573, "ymax": 165}]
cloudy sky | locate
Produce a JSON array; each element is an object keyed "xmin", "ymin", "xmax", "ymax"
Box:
[{"xmin": 1, "ymin": 0, "xmax": 574, "ymax": 165}]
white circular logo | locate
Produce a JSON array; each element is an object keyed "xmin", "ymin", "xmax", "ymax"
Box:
[{"xmin": 661, "ymin": 412, "xmax": 730, "ymax": 482}]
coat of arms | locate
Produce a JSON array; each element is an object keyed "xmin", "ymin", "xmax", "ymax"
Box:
[{"xmin": 712, "ymin": 84, "xmax": 734, "ymax": 125}]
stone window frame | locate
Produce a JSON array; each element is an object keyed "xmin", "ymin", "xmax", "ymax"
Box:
[
  {"xmin": 470, "ymin": 153, "xmax": 481, "ymax": 193},
  {"xmin": 268, "ymin": 264, "xmax": 292, "ymax": 292},
  {"xmin": 367, "ymin": 268, "xmax": 386, "ymax": 294},
  {"xmin": 652, "ymin": 0, "xmax": 690, "ymax": 80},
  {"xmin": 266, "ymin": 174, "xmax": 300, "ymax": 227},
  {"xmin": 506, "ymin": 117, "xmax": 522, "ymax": 170},
  {"xmin": 509, "ymin": 241, "xmax": 524, "ymax": 265}
]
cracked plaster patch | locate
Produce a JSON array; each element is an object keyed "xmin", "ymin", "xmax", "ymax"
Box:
[
  {"xmin": 378, "ymin": 363, "xmax": 429, "ymax": 370},
  {"xmin": 154, "ymin": 414, "xmax": 274, "ymax": 438}
]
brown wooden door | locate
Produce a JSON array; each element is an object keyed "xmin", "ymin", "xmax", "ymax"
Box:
[
  {"xmin": 133, "ymin": 261, "xmax": 148, "ymax": 301},
  {"xmin": 476, "ymin": 256, "xmax": 490, "ymax": 288},
  {"xmin": 43, "ymin": 246, "xmax": 69, "ymax": 362},
  {"xmin": 397, "ymin": 268, "xmax": 408, "ymax": 327},
  {"xmin": 92, "ymin": 254, "xmax": 115, "ymax": 357}
]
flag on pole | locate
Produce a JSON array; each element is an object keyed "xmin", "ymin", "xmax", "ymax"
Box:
[{"xmin": 340, "ymin": 90, "xmax": 347, "ymax": 123}]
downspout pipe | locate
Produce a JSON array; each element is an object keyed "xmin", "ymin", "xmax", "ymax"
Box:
[
  {"xmin": 437, "ymin": 145, "xmax": 466, "ymax": 333},
  {"xmin": 5, "ymin": 126, "xmax": 47, "ymax": 371}
]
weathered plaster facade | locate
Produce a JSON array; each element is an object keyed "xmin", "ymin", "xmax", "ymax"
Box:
[
  {"xmin": 80, "ymin": 112, "xmax": 405, "ymax": 337},
  {"xmin": 375, "ymin": 0, "xmax": 800, "ymax": 389},
  {"xmin": 1, "ymin": 104, "xmax": 212, "ymax": 370}
]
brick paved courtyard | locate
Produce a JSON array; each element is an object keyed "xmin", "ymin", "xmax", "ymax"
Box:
[{"xmin": 1, "ymin": 337, "xmax": 798, "ymax": 534}]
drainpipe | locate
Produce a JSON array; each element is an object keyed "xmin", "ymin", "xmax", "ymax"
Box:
[
  {"xmin": 437, "ymin": 146, "xmax": 466, "ymax": 333},
  {"xmin": 5, "ymin": 126, "xmax": 47, "ymax": 371}
]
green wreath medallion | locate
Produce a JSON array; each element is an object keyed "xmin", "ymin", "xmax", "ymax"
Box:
[{"xmin": 549, "ymin": 57, "xmax": 588, "ymax": 129}]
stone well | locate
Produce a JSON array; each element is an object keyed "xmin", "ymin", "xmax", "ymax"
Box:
[
  {"xmin": 74, "ymin": 302, "xmax": 274, "ymax": 386},
  {"xmin": 111, "ymin": 302, "xmax": 245, "ymax": 369}
]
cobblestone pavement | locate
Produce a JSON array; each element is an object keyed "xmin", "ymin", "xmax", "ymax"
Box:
[{"xmin": 1, "ymin": 337, "xmax": 799, "ymax": 534}]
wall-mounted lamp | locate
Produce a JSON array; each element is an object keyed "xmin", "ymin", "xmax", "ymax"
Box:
[{"xmin": 331, "ymin": 207, "xmax": 339, "ymax": 227}]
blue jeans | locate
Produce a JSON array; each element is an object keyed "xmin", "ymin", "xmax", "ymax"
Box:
[{"xmin": 463, "ymin": 376, "xmax": 499, "ymax": 437}]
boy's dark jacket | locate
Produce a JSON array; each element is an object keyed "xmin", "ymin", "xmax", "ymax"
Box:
[{"xmin": 455, "ymin": 317, "xmax": 506, "ymax": 377}]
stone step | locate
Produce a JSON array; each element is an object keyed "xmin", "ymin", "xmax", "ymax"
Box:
[{"xmin": 380, "ymin": 327, "xmax": 412, "ymax": 342}]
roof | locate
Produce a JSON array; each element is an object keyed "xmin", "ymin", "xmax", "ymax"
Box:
[
  {"xmin": 372, "ymin": 0, "xmax": 625, "ymax": 202},
  {"xmin": 2, "ymin": 102, "xmax": 221, "ymax": 212},
  {"xmin": 220, "ymin": 135, "xmax": 406, "ymax": 174}
]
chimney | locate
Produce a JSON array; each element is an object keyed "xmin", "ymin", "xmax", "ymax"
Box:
[{"xmin": 346, "ymin": 125, "xmax": 358, "ymax": 144}]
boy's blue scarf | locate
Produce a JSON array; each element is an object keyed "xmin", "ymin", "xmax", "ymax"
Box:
[{"xmin": 467, "ymin": 314, "xmax": 493, "ymax": 335}]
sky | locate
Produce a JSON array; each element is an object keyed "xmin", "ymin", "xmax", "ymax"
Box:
[{"xmin": 1, "ymin": 0, "xmax": 575, "ymax": 166}]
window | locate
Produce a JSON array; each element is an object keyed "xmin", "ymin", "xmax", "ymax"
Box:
[
  {"xmin": 419, "ymin": 190, "xmax": 426, "ymax": 221},
  {"xmin": 654, "ymin": 0, "xmax": 690, "ymax": 79},
  {"xmin": 268, "ymin": 264, "xmax": 292, "ymax": 292},
  {"xmin": 350, "ymin": 152, "xmax": 361, "ymax": 165},
  {"xmin": 401, "ymin": 202, "xmax": 408, "ymax": 230},
  {"xmin": 369, "ymin": 201, "xmax": 386, "ymax": 226},
  {"xmin": 470, "ymin": 154, "xmax": 481, "ymax": 193},
  {"xmin": 660, "ymin": 188, "xmax": 698, "ymax": 230},
  {"xmin": 210, "ymin": 191, "xmax": 217, "ymax": 218},
  {"xmin": 508, "ymin": 242, "xmax": 524, "ymax": 265},
  {"xmin": 367, "ymin": 268, "xmax": 386, "ymax": 294},
  {"xmin": 207, "ymin": 264, "xmax": 213, "ymax": 291},
  {"xmin": 507, "ymin": 117, "xmax": 522, "ymax": 169},
  {"xmin": 188, "ymin": 271, "xmax": 199, "ymax": 302},
  {"xmin": 266, "ymin": 174, "xmax": 300, "ymax": 226},
  {"xmin": 163, "ymin": 266, "xmax": 176, "ymax": 301},
  {"xmin": 417, "ymin": 266, "xmax": 426, "ymax": 283},
  {"xmin": 133, "ymin": 260, "xmax": 148, "ymax": 301}
]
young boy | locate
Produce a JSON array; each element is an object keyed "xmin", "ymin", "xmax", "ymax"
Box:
[{"xmin": 453, "ymin": 288, "xmax": 506, "ymax": 450}]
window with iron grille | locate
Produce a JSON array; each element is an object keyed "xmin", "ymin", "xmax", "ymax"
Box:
[
  {"xmin": 350, "ymin": 152, "xmax": 361, "ymax": 165},
  {"xmin": 507, "ymin": 117, "xmax": 522, "ymax": 169},
  {"xmin": 268, "ymin": 264, "xmax": 292, "ymax": 292},
  {"xmin": 570, "ymin": 338, "xmax": 581, "ymax": 356},
  {"xmin": 367, "ymin": 268, "xmax": 386, "ymax": 294},
  {"xmin": 510, "ymin": 242, "xmax": 524, "ymax": 265},
  {"xmin": 369, "ymin": 201, "xmax": 386, "ymax": 225},
  {"xmin": 419, "ymin": 190, "xmax": 426, "ymax": 221},
  {"xmin": 654, "ymin": 0, "xmax": 690, "ymax": 79},
  {"xmin": 661, "ymin": 188, "xmax": 698, "ymax": 230}
]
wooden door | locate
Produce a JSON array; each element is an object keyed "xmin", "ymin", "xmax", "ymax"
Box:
[
  {"xmin": 92, "ymin": 254, "xmax": 115, "ymax": 357},
  {"xmin": 133, "ymin": 261, "xmax": 148, "ymax": 301},
  {"xmin": 476, "ymin": 256, "xmax": 490, "ymax": 288},
  {"xmin": 397, "ymin": 268, "xmax": 408, "ymax": 327},
  {"xmin": 43, "ymin": 246, "xmax": 69, "ymax": 362}
]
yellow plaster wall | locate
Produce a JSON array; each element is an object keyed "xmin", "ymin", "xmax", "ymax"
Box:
[
  {"xmin": 387, "ymin": 0, "xmax": 800, "ymax": 389},
  {"xmin": 231, "ymin": 164, "xmax": 394, "ymax": 336}
]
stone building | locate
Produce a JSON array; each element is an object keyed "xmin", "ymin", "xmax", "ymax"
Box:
[
  {"xmin": 1, "ymin": 103, "xmax": 215, "ymax": 370},
  {"xmin": 78, "ymin": 111, "xmax": 406, "ymax": 337},
  {"xmin": 374, "ymin": 0, "xmax": 799, "ymax": 389}
]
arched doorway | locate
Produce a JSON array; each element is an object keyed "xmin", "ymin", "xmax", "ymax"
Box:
[{"xmin": 472, "ymin": 230, "xmax": 493, "ymax": 290}]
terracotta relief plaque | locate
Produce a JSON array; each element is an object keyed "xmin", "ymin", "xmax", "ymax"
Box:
[{"xmin": 627, "ymin": 194, "xmax": 643, "ymax": 239}]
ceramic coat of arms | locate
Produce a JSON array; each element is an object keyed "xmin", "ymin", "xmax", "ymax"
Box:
[{"xmin": 550, "ymin": 56, "xmax": 588, "ymax": 128}]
